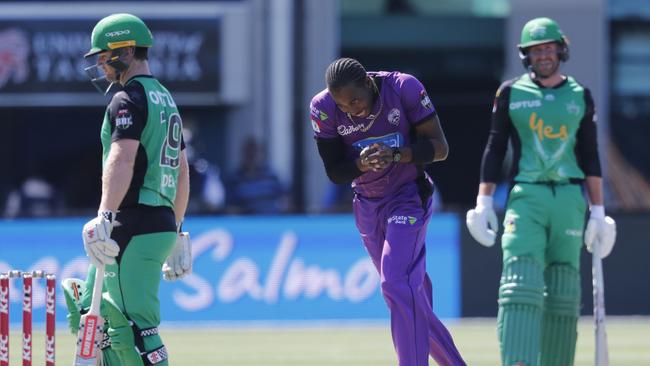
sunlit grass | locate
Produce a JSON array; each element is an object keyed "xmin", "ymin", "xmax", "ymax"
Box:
[{"xmin": 7, "ymin": 317, "xmax": 649, "ymax": 365}]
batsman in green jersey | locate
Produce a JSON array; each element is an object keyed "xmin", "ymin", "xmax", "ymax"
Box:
[
  {"xmin": 466, "ymin": 18, "xmax": 617, "ymax": 366},
  {"xmin": 63, "ymin": 13, "xmax": 192, "ymax": 366}
]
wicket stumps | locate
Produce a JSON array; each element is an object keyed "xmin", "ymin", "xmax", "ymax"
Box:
[{"xmin": 0, "ymin": 271, "xmax": 55, "ymax": 366}]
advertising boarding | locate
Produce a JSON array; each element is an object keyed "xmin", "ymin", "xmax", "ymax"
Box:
[{"xmin": 0, "ymin": 215, "xmax": 461, "ymax": 325}]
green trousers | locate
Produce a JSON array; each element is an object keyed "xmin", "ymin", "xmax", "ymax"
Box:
[
  {"xmin": 501, "ymin": 182, "xmax": 586, "ymax": 267},
  {"xmin": 497, "ymin": 182, "xmax": 586, "ymax": 366},
  {"xmin": 85, "ymin": 219, "xmax": 176, "ymax": 366}
]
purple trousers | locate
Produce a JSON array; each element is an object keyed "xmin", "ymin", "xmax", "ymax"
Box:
[{"xmin": 353, "ymin": 183, "xmax": 466, "ymax": 366}]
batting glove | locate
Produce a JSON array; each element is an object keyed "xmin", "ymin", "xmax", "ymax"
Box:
[
  {"xmin": 584, "ymin": 205, "xmax": 617, "ymax": 259},
  {"xmin": 466, "ymin": 195, "xmax": 499, "ymax": 247},
  {"xmin": 162, "ymin": 232, "xmax": 192, "ymax": 281},
  {"xmin": 82, "ymin": 211, "xmax": 120, "ymax": 266}
]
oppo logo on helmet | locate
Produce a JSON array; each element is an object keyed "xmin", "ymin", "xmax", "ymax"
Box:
[{"xmin": 105, "ymin": 29, "xmax": 130, "ymax": 37}]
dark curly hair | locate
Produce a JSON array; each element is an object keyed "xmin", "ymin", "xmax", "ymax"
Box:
[{"xmin": 325, "ymin": 58, "xmax": 367, "ymax": 91}]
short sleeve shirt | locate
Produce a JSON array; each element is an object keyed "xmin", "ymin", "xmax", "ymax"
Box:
[{"xmin": 310, "ymin": 71, "xmax": 436, "ymax": 198}]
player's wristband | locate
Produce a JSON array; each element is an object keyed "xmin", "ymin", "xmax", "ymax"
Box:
[
  {"xmin": 590, "ymin": 205, "xmax": 605, "ymax": 219},
  {"xmin": 476, "ymin": 195, "xmax": 493, "ymax": 209},
  {"xmin": 176, "ymin": 222, "xmax": 183, "ymax": 234},
  {"xmin": 410, "ymin": 139, "xmax": 436, "ymax": 164},
  {"xmin": 98, "ymin": 210, "xmax": 116, "ymax": 223}
]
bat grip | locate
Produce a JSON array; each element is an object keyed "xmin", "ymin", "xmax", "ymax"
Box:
[{"xmin": 89, "ymin": 265, "xmax": 105, "ymax": 315}]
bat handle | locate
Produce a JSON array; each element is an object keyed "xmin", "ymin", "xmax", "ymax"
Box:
[{"xmin": 89, "ymin": 265, "xmax": 105, "ymax": 315}]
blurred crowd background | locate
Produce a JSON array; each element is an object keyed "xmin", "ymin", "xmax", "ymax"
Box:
[{"xmin": 1, "ymin": 0, "xmax": 649, "ymax": 218}]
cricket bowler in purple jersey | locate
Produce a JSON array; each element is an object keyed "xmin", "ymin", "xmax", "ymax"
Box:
[{"xmin": 310, "ymin": 58, "xmax": 466, "ymax": 366}]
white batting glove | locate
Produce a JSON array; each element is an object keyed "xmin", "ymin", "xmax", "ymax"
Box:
[
  {"xmin": 82, "ymin": 211, "xmax": 120, "ymax": 266},
  {"xmin": 466, "ymin": 195, "xmax": 499, "ymax": 247},
  {"xmin": 584, "ymin": 206, "xmax": 617, "ymax": 259},
  {"xmin": 162, "ymin": 232, "xmax": 192, "ymax": 281}
]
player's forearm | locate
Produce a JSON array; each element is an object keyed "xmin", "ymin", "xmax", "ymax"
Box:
[
  {"xmin": 99, "ymin": 148, "xmax": 135, "ymax": 213},
  {"xmin": 399, "ymin": 137, "xmax": 448, "ymax": 164},
  {"xmin": 316, "ymin": 137, "xmax": 364, "ymax": 184},
  {"xmin": 399, "ymin": 115, "xmax": 449, "ymax": 164},
  {"xmin": 432, "ymin": 137, "xmax": 449, "ymax": 161},
  {"xmin": 585, "ymin": 176, "xmax": 604, "ymax": 206},
  {"xmin": 173, "ymin": 152, "xmax": 190, "ymax": 224},
  {"xmin": 478, "ymin": 182, "xmax": 496, "ymax": 197}
]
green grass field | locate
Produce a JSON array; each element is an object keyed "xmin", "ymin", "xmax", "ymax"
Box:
[{"xmin": 8, "ymin": 317, "xmax": 650, "ymax": 365}]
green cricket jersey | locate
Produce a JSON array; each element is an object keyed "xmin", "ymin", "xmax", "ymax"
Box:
[
  {"xmin": 100, "ymin": 75, "xmax": 184, "ymax": 209},
  {"xmin": 481, "ymin": 73, "xmax": 601, "ymax": 184}
]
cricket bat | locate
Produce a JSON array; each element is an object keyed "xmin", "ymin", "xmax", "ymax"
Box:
[
  {"xmin": 592, "ymin": 252, "xmax": 609, "ymax": 366},
  {"xmin": 74, "ymin": 265, "xmax": 105, "ymax": 366}
]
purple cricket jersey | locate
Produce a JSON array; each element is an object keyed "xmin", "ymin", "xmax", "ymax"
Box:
[
  {"xmin": 311, "ymin": 71, "xmax": 467, "ymax": 365},
  {"xmin": 310, "ymin": 71, "xmax": 435, "ymax": 198}
]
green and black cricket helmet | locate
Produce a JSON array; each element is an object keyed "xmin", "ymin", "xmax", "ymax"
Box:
[
  {"xmin": 84, "ymin": 13, "xmax": 153, "ymax": 94},
  {"xmin": 517, "ymin": 17, "xmax": 569, "ymax": 70}
]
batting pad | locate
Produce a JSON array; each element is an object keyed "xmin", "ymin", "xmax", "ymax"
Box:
[
  {"xmin": 540, "ymin": 264, "xmax": 580, "ymax": 366},
  {"xmin": 103, "ymin": 293, "xmax": 145, "ymax": 366},
  {"xmin": 497, "ymin": 256, "xmax": 544, "ymax": 366},
  {"xmin": 61, "ymin": 278, "xmax": 88, "ymax": 334}
]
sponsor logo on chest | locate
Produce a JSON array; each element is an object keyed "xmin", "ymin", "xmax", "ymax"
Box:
[
  {"xmin": 510, "ymin": 99, "xmax": 542, "ymax": 110},
  {"xmin": 338, "ymin": 123, "xmax": 369, "ymax": 136},
  {"xmin": 529, "ymin": 112, "xmax": 568, "ymax": 141}
]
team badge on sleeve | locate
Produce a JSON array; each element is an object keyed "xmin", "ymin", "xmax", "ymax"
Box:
[
  {"xmin": 419, "ymin": 90, "xmax": 433, "ymax": 110},
  {"xmin": 310, "ymin": 117, "xmax": 321, "ymax": 133},
  {"xmin": 319, "ymin": 111, "xmax": 328, "ymax": 121},
  {"xmin": 115, "ymin": 109, "xmax": 133, "ymax": 129},
  {"xmin": 310, "ymin": 105, "xmax": 323, "ymax": 133}
]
